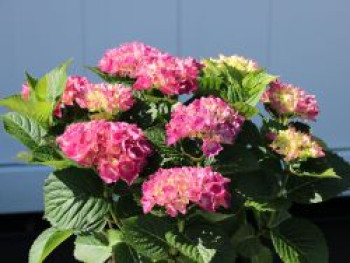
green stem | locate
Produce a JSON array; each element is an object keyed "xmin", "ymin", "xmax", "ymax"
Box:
[{"xmin": 178, "ymin": 219, "xmax": 185, "ymax": 234}]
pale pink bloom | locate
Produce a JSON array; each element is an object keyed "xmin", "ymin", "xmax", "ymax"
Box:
[
  {"xmin": 269, "ymin": 127, "xmax": 325, "ymax": 161},
  {"xmin": 141, "ymin": 167, "xmax": 230, "ymax": 217},
  {"xmin": 262, "ymin": 80, "xmax": 319, "ymax": 120},
  {"xmin": 57, "ymin": 120, "xmax": 152, "ymax": 184},
  {"xmin": 166, "ymin": 96, "xmax": 245, "ymax": 157}
]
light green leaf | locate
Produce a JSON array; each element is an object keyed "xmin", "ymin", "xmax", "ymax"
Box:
[
  {"xmin": 35, "ymin": 59, "xmax": 71, "ymax": 103},
  {"xmin": 0, "ymin": 95, "xmax": 53, "ymax": 127},
  {"xmin": 29, "ymin": 227, "xmax": 71, "ymax": 263},
  {"xmin": 232, "ymin": 102, "xmax": 259, "ymax": 119},
  {"xmin": 271, "ymin": 218, "xmax": 328, "ymax": 263},
  {"xmin": 2, "ymin": 112, "xmax": 47, "ymax": 150},
  {"xmin": 44, "ymin": 168, "xmax": 110, "ymax": 232}
]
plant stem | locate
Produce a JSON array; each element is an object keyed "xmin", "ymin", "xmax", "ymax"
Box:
[{"xmin": 178, "ymin": 219, "xmax": 185, "ymax": 233}]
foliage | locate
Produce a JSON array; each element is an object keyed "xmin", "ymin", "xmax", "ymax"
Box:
[{"xmin": 1, "ymin": 43, "xmax": 349, "ymax": 263}]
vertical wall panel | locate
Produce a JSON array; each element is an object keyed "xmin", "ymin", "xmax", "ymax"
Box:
[
  {"xmin": 83, "ymin": 0, "xmax": 178, "ymax": 78},
  {"xmin": 179, "ymin": 0, "xmax": 271, "ymax": 64},
  {"xmin": 269, "ymin": 0, "xmax": 350, "ymax": 148}
]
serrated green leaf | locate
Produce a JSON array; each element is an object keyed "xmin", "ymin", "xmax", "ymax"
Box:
[
  {"xmin": 35, "ymin": 59, "xmax": 71, "ymax": 103},
  {"xmin": 231, "ymin": 223, "xmax": 262, "ymax": 258},
  {"xmin": 145, "ymin": 126, "xmax": 189, "ymax": 167},
  {"xmin": 29, "ymin": 227, "xmax": 71, "ymax": 263},
  {"xmin": 232, "ymin": 102, "xmax": 259, "ymax": 119},
  {"xmin": 0, "ymin": 95, "xmax": 53, "ymax": 127},
  {"xmin": 44, "ymin": 168, "xmax": 110, "ymax": 232},
  {"xmin": 86, "ymin": 66, "xmax": 135, "ymax": 85},
  {"xmin": 25, "ymin": 71, "xmax": 38, "ymax": 90},
  {"xmin": 2, "ymin": 112, "xmax": 47, "ymax": 150},
  {"xmin": 167, "ymin": 225, "xmax": 236, "ymax": 263},
  {"xmin": 74, "ymin": 233, "xmax": 111, "ymax": 263},
  {"xmin": 121, "ymin": 215, "xmax": 173, "ymax": 261},
  {"xmin": 287, "ymin": 151, "xmax": 350, "ymax": 203},
  {"xmin": 271, "ymin": 218, "xmax": 328, "ymax": 263}
]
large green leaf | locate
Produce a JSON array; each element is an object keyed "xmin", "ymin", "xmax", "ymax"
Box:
[
  {"xmin": 230, "ymin": 223, "xmax": 262, "ymax": 258},
  {"xmin": 44, "ymin": 168, "xmax": 110, "ymax": 232},
  {"xmin": 169, "ymin": 225, "xmax": 236, "ymax": 263},
  {"xmin": 271, "ymin": 218, "xmax": 328, "ymax": 263},
  {"xmin": 29, "ymin": 227, "xmax": 72, "ymax": 263},
  {"xmin": 113, "ymin": 242, "xmax": 151, "ymax": 263},
  {"xmin": 251, "ymin": 246, "xmax": 273, "ymax": 263},
  {"xmin": 0, "ymin": 95, "xmax": 53, "ymax": 126},
  {"xmin": 2, "ymin": 112, "xmax": 47, "ymax": 150},
  {"xmin": 74, "ymin": 233, "xmax": 111, "ymax": 263},
  {"xmin": 287, "ymin": 151, "xmax": 350, "ymax": 203},
  {"xmin": 121, "ymin": 215, "xmax": 173, "ymax": 261}
]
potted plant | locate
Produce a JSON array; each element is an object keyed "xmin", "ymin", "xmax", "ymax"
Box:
[{"xmin": 1, "ymin": 42, "xmax": 349, "ymax": 263}]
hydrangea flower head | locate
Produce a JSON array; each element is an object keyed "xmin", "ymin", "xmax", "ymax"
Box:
[
  {"xmin": 75, "ymin": 83, "xmax": 134, "ymax": 115},
  {"xmin": 261, "ymin": 80, "xmax": 319, "ymax": 120},
  {"xmin": 57, "ymin": 120, "xmax": 152, "ymax": 184},
  {"xmin": 98, "ymin": 42, "xmax": 202, "ymax": 95},
  {"xmin": 166, "ymin": 96, "xmax": 245, "ymax": 157},
  {"xmin": 98, "ymin": 42, "xmax": 160, "ymax": 78},
  {"xmin": 269, "ymin": 127, "xmax": 325, "ymax": 161},
  {"xmin": 61, "ymin": 75, "xmax": 89, "ymax": 106},
  {"xmin": 134, "ymin": 55, "xmax": 202, "ymax": 95},
  {"xmin": 141, "ymin": 167, "xmax": 230, "ymax": 217},
  {"xmin": 205, "ymin": 54, "xmax": 259, "ymax": 72}
]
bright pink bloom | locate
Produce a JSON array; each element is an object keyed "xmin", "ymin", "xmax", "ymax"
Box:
[
  {"xmin": 261, "ymin": 80, "xmax": 319, "ymax": 120},
  {"xmin": 98, "ymin": 42, "xmax": 202, "ymax": 95},
  {"xmin": 134, "ymin": 55, "xmax": 202, "ymax": 95},
  {"xmin": 141, "ymin": 167, "xmax": 230, "ymax": 217},
  {"xmin": 166, "ymin": 96, "xmax": 245, "ymax": 157},
  {"xmin": 21, "ymin": 83, "xmax": 30, "ymax": 101},
  {"xmin": 57, "ymin": 120, "xmax": 152, "ymax": 184},
  {"xmin": 269, "ymin": 127, "xmax": 325, "ymax": 161},
  {"xmin": 61, "ymin": 75, "xmax": 89, "ymax": 106}
]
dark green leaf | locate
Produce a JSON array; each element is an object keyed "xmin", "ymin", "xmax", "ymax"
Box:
[
  {"xmin": 44, "ymin": 168, "xmax": 110, "ymax": 232},
  {"xmin": 271, "ymin": 218, "xmax": 328, "ymax": 263}
]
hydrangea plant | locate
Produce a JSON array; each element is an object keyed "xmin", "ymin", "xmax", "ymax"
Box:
[{"xmin": 1, "ymin": 42, "xmax": 350, "ymax": 263}]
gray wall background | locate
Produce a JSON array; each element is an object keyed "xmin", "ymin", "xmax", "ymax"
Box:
[{"xmin": 1, "ymin": 0, "xmax": 349, "ymax": 213}]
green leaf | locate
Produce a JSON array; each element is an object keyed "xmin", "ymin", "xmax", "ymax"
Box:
[
  {"xmin": 86, "ymin": 66, "xmax": 135, "ymax": 85},
  {"xmin": 242, "ymin": 71, "xmax": 277, "ymax": 106},
  {"xmin": 167, "ymin": 225, "xmax": 236, "ymax": 263},
  {"xmin": 2, "ymin": 112, "xmax": 47, "ymax": 150},
  {"xmin": 145, "ymin": 126, "xmax": 189, "ymax": 167},
  {"xmin": 121, "ymin": 215, "xmax": 173, "ymax": 261},
  {"xmin": 74, "ymin": 233, "xmax": 111, "ymax": 263},
  {"xmin": 0, "ymin": 95, "xmax": 53, "ymax": 127},
  {"xmin": 35, "ymin": 59, "xmax": 71, "ymax": 103},
  {"xmin": 251, "ymin": 246, "xmax": 273, "ymax": 263},
  {"xmin": 271, "ymin": 218, "xmax": 328, "ymax": 263},
  {"xmin": 195, "ymin": 210, "xmax": 235, "ymax": 223},
  {"xmin": 44, "ymin": 168, "xmax": 110, "ymax": 232},
  {"xmin": 25, "ymin": 71, "xmax": 38, "ymax": 90},
  {"xmin": 113, "ymin": 242, "xmax": 151, "ymax": 263},
  {"xmin": 29, "ymin": 227, "xmax": 71, "ymax": 263},
  {"xmin": 287, "ymin": 151, "xmax": 350, "ymax": 203},
  {"xmin": 232, "ymin": 102, "xmax": 259, "ymax": 119},
  {"xmin": 213, "ymin": 145, "xmax": 260, "ymax": 175},
  {"xmin": 231, "ymin": 223, "xmax": 262, "ymax": 258}
]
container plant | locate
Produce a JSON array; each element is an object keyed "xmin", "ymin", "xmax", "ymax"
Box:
[{"xmin": 1, "ymin": 42, "xmax": 350, "ymax": 263}]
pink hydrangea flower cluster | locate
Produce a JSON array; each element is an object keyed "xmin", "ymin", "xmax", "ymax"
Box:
[
  {"xmin": 57, "ymin": 75, "xmax": 134, "ymax": 116},
  {"xmin": 269, "ymin": 127, "xmax": 325, "ymax": 162},
  {"xmin": 141, "ymin": 167, "xmax": 230, "ymax": 217},
  {"xmin": 166, "ymin": 96, "xmax": 245, "ymax": 157},
  {"xmin": 261, "ymin": 80, "xmax": 319, "ymax": 120},
  {"xmin": 57, "ymin": 120, "xmax": 152, "ymax": 184},
  {"xmin": 98, "ymin": 42, "xmax": 202, "ymax": 95}
]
